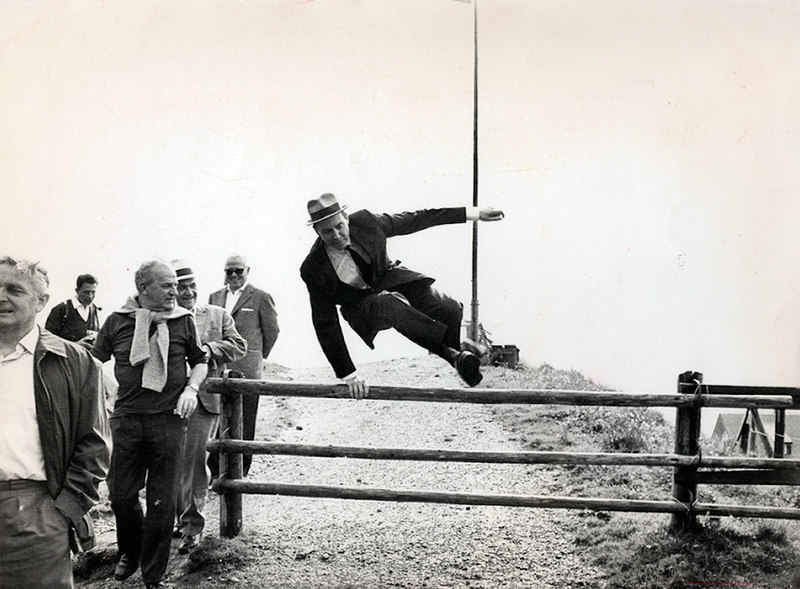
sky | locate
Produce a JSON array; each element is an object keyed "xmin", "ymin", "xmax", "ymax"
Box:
[{"xmin": 3, "ymin": 0, "xmax": 800, "ymax": 422}]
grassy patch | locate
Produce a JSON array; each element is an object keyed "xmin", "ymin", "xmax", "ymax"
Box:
[
  {"xmin": 493, "ymin": 363, "xmax": 800, "ymax": 589},
  {"xmin": 582, "ymin": 517, "xmax": 800, "ymax": 589},
  {"xmin": 184, "ymin": 535, "xmax": 256, "ymax": 576}
]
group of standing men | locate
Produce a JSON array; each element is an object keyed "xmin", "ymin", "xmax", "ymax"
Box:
[
  {"xmin": 0, "ymin": 194, "xmax": 502, "ymax": 589},
  {"xmin": 0, "ymin": 254, "xmax": 279, "ymax": 589}
]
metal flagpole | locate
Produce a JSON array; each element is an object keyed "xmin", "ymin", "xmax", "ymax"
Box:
[{"xmin": 469, "ymin": 0, "xmax": 480, "ymax": 344}]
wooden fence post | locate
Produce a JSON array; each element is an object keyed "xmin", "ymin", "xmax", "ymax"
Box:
[
  {"xmin": 775, "ymin": 409, "xmax": 786, "ymax": 459},
  {"xmin": 219, "ymin": 375, "xmax": 244, "ymax": 538},
  {"xmin": 670, "ymin": 370, "xmax": 702, "ymax": 532}
]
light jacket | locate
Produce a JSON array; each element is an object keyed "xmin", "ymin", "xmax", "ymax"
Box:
[
  {"xmin": 194, "ymin": 304, "xmax": 247, "ymax": 413},
  {"xmin": 34, "ymin": 329, "xmax": 111, "ymax": 526}
]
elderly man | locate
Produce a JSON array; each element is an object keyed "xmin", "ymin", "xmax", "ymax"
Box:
[
  {"xmin": 209, "ymin": 254, "xmax": 279, "ymax": 477},
  {"xmin": 44, "ymin": 273, "xmax": 102, "ymax": 348},
  {"xmin": 0, "ymin": 257, "xmax": 110, "ymax": 589},
  {"xmin": 92, "ymin": 260, "xmax": 207, "ymax": 589},
  {"xmin": 171, "ymin": 260, "xmax": 246, "ymax": 554},
  {"xmin": 300, "ymin": 193, "xmax": 504, "ymax": 397}
]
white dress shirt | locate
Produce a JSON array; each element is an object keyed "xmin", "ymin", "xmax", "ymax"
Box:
[
  {"xmin": 225, "ymin": 283, "xmax": 248, "ymax": 314},
  {"xmin": 0, "ymin": 327, "xmax": 46, "ymax": 481},
  {"xmin": 72, "ymin": 296, "xmax": 92, "ymax": 322}
]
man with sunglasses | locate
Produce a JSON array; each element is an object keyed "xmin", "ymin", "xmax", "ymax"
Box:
[{"xmin": 208, "ymin": 254, "xmax": 279, "ymax": 477}]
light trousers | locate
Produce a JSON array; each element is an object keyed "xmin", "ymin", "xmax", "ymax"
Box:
[{"xmin": 176, "ymin": 404, "xmax": 218, "ymax": 537}]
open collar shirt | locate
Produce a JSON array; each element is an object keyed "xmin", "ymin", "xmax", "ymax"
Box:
[
  {"xmin": 224, "ymin": 282, "xmax": 248, "ymax": 314},
  {"xmin": 0, "ymin": 326, "xmax": 46, "ymax": 480}
]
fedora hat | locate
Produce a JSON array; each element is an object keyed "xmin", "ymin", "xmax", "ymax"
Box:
[
  {"xmin": 170, "ymin": 259, "xmax": 195, "ymax": 283},
  {"xmin": 307, "ymin": 193, "xmax": 347, "ymax": 226}
]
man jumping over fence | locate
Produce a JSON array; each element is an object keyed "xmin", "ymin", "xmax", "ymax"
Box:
[{"xmin": 300, "ymin": 193, "xmax": 504, "ymax": 398}]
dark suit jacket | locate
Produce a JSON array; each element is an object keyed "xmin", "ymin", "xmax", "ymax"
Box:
[
  {"xmin": 300, "ymin": 207, "xmax": 467, "ymax": 378},
  {"xmin": 208, "ymin": 284, "xmax": 279, "ymax": 379},
  {"xmin": 194, "ymin": 304, "xmax": 247, "ymax": 413}
]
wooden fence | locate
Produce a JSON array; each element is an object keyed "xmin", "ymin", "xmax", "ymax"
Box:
[{"xmin": 206, "ymin": 370, "xmax": 800, "ymax": 538}]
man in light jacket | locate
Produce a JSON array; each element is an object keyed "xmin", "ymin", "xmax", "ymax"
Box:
[
  {"xmin": 0, "ymin": 256, "xmax": 110, "ymax": 589},
  {"xmin": 172, "ymin": 260, "xmax": 246, "ymax": 553}
]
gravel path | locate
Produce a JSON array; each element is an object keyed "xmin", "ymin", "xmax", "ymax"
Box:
[
  {"xmin": 217, "ymin": 357, "xmax": 605, "ymax": 588},
  {"xmin": 78, "ymin": 356, "xmax": 606, "ymax": 588}
]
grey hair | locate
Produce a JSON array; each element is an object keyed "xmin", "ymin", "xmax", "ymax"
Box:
[
  {"xmin": 0, "ymin": 256, "xmax": 50, "ymax": 297},
  {"xmin": 225, "ymin": 253, "xmax": 248, "ymax": 267},
  {"xmin": 134, "ymin": 260, "xmax": 170, "ymax": 293}
]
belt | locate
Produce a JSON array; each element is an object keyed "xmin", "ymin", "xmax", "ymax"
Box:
[{"xmin": 0, "ymin": 479, "xmax": 48, "ymax": 491}]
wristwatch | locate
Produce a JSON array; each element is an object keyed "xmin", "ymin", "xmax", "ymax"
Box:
[{"xmin": 186, "ymin": 383, "xmax": 200, "ymax": 394}]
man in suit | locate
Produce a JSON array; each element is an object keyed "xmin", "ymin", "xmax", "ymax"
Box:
[
  {"xmin": 208, "ymin": 254, "xmax": 279, "ymax": 477},
  {"xmin": 44, "ymin": 273, "xmax": 102, "ymax": 348},
  {"xmin": 300, "ymin": 193, "xmax": 504, "ymax": 398},
  {"xmin": 171, "ymin": 260, "xmax": 246, "ymax": 554}
]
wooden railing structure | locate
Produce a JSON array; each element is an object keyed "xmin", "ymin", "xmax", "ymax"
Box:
[{"xmin": 206, "ymin": 370, "xmax": 800, "ymax": 538}]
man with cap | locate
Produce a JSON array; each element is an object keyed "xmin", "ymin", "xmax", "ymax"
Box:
[
  {"xmin": 300, "ymin": 193, "xmax": 505, "ymax": 397},
  {"xmin": 171, "ymin": 260, "xmax": 246, "ymax": 554},
  {"xmin": 208, "ymin": 254, "xmax": 279, "ymax": 477},
  {"xmin": 91, "ymin": 260, "xmax": 208, "ymax": 589}
]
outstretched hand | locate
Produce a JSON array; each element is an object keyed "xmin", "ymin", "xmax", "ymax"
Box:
[{"xmin": 478, "ymin": 207, "xmax": 505, "ymax": 222}]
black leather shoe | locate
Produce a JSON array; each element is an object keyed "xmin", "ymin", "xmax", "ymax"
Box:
[
  {"xmin": 113, "ymin": 553, "xmax": 139, "ymax": 581},
  {"xmin": 455, "ymin": 351, "xmax": 483, "ymax": 387}
]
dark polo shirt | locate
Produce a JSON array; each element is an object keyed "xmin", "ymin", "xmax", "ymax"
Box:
[{"xmin": 92, "ymin": 313, "xmax": 206, "ymax": 417}]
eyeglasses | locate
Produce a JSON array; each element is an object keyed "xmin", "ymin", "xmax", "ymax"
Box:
[{"xmin": 225, "ymin": 268, "xmax": 246, "ymax": 276}]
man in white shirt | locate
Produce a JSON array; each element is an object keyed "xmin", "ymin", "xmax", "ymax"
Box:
[
  {"xmin": 0, "ymin": 256, "xmax": 110, "ymax": 588},
  {"xmin": 44, "ymin": 273, "xmax": 102, "ymax": 348},
  {"xmin": 208, "ymin": 255, "xmax": 279, "ymax": 477}
]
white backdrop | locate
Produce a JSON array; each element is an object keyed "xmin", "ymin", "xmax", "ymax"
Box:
[{"xmin": 3, "ymin": 0, "xmax": 800, "ymax": 410}]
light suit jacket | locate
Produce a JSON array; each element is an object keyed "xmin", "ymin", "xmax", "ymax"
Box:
[
  {"xmin": 194, "ymin": 304, "xmax": 247, "ymax": 413},
  {"xmin": 208, "ymin": 284, "xmax": 279, "ymax": 379}
]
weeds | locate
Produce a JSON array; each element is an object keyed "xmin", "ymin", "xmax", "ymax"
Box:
[{"xmin": 495, "ymin": 362, "xmax": 800, "ymax": 589}]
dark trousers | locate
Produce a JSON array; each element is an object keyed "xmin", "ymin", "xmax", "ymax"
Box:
[
  {"xmin": 108, "ymin": 414, "xmax": 185, "ymax": 585},
  {"xmin": 357, "ymin": 283, "xmax": 463, "ymax": 355},
  {"xmin": 0, "ymin": 480, "xmax": 73, "ymax": 589},
  {"xmin": 241, "ymin": 394, "xmax": 259, "ymax": 477},
  {"xmin": 207, "ymin": 387, "xmax": 259, "ymax": 479}
]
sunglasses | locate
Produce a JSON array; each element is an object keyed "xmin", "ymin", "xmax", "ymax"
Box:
[{"xmin": 225, "ymin": 268, "xmax": 246, "ymax": 276}]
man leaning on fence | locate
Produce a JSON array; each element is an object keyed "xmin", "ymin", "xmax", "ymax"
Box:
[
  {"xmin": 0, "ymin": 256, "xmax": 110, "ymax": 589},
  {"xmin": 92, "ymin": 260, "xmax": 208, "ymax": 589},
  {"xmin": 171, "ymin": 259, "xmax": 246, "ymax": 554}
]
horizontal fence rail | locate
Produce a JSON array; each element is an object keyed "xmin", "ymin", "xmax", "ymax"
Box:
[
  {"xmin": 210, "ymin": 480, "xmax": 800, "ymax": 520},
  {"xmin": 680, "ymin": 383, "xmax": 800, "ymax": 402},
  {"xmin": 207, "ymin": 439, "xmax": 800, "ymax": 470},
  {"xmin": 205, "ymin": 378, "xmax": 794, "ymax": 409}
]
